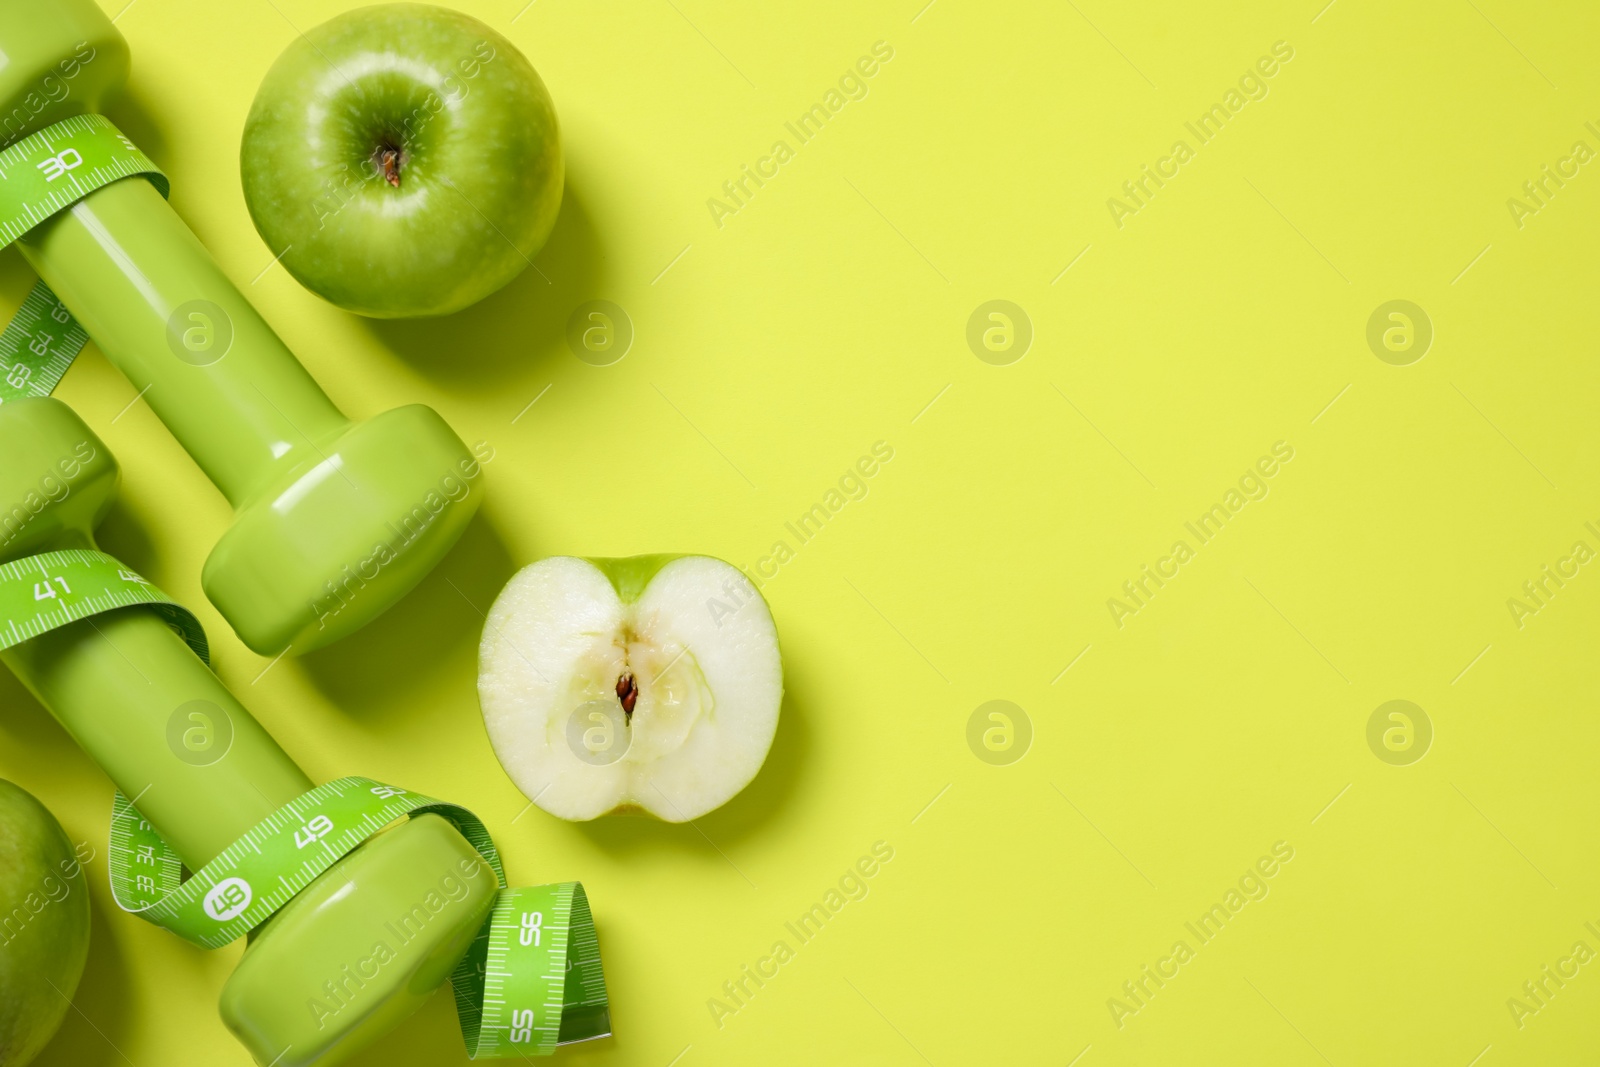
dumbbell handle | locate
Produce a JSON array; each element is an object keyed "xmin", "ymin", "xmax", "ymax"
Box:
[
  {"xmin": 19, "ymin": 177, "xmax": 348, "ymax": 509},
  {"xmin": 0, "ymin": 401, "xmax": 509, "ymax": 1066},
  {"xmin": 2, "ymin": 605, "xmax": 309, "ymax": 868},
  {"xmin": 0, "ymin": 397, "xmax": 306, "ymax": 867},
  {"xmin": 0, "ymin": 0, "xmax": 484, "ymax": 658}
]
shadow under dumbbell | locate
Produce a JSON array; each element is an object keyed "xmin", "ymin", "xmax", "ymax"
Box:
[
  {"xmin": 294, "ymin": 511, "xmax": 518, "ymax": 721},
  {"xmin": 101, "ymin": 86, "xmax": 170, "ymax": 183},
  {"xmin": 362, "ymin": 175, "xmax": 605, "ymax": 397},
  {"xmin": 0, "ymin": 245, "xmax": 35, "ymax": 311},
  {"xmin": 0, "ymin": 672, "xmax": 78, "ymax": 774},
  {"xmin": 337, "ymin": 989, "xmax": 470, "ymax": 1067},
  {"xmin": 90, "ymin": 498, "xmax": 159, "ymax": 586},
  {"xmin": 337, "ymin": 912, "xmax": 620, "ymax": 1067}
]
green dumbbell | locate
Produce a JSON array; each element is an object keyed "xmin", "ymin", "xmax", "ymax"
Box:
[
  {"xmin": 0, "ymin": 1, "xmax": 482, "ymax": 656},
  {"xmin": 1, "ymin": 395, "xmax": 504, "ymax": 1065}
]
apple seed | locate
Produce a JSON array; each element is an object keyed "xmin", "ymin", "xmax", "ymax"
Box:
[{"xmin": 615, "ymin": 672, "xmax": 638, "ymax": 720}]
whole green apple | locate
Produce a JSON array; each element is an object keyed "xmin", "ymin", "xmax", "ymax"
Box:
[
  {"xmin": 240, "ymin": 3, "xmax": 563, "ymax": 318},
  {"xmin": 0, "ymin": 780, "xmax": 90, "ymax": 1067}
]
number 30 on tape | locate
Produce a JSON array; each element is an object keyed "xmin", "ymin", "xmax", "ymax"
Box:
[{"xmin": 0, "ymin": 113, "xmax": 169, "ymax": 404}]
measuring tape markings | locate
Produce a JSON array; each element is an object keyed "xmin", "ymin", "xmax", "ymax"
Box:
[
  {"xmin": 0, "ymin": 284, "xmax": 85, "ymax": 400},
  {"xmin": 107, "ymin": 791, "xmax": 186, "ymax": 916},
  {"xmin": 4, "ymin": 568, "xmax": 617, "ymax": 1059},
  {"xmin": 0, "ymin": 117, "xmax": 614, "ymax": 1056},
  {"xmin": 0, "ymin": 546, "xmax": 614, "ymax": 1057},
  {"xmin": 106, "ymin": 775, "xmax": 611, "ymax": 1056},
  {"xmin": 0, "ymin": 547, "xmax": 207, "ymax": 660},
  {"xmin": 0, "ymin": 113, "xmax": 169, "ymax": 403},
  {"xmin": 0, "ymin": 113, "xmax": 171, "ymax": 245},
  {"xmin": 0, "ymin": 548, "xmax": 206, "ymax": 921}
]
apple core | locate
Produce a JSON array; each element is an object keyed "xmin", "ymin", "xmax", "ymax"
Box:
[{"xmin": 480, "ymin": 555, "xmax": 784, "ymax": 822}]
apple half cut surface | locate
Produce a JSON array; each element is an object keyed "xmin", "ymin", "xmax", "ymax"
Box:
[{"xmin": 478, "ymin": 555, "xmax": 782, "ymax": 822}]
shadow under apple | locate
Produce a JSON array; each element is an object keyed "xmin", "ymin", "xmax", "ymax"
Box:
[
  {"xmin": 30, "ymin": 890, "xmax": 136, "ymax": 1067},
  {"xmin": 360, "ymin": 176, "xmax": 605, "ymax": 396}
]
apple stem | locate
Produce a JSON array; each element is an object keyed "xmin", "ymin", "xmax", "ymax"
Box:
[
  {"xmin": 615, "ymin": 673, "xmax": 637, "ymax": 721},
  {"xmin": 380, "ymin": 147, "xmax": 401, "ymax": 188}
]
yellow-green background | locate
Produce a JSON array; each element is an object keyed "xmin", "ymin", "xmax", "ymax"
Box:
[{"xmin": 3, "ymin": 0, "xmax": 1599, "ymax": 1063}]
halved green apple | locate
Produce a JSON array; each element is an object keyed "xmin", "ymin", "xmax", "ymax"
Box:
[{"xmin": 477, "ymin": 555, "xmax": 782, "ymax": 821}]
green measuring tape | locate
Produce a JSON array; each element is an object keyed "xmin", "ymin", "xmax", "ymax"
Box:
[
  {"xmin": 107, "ymin": 777, "xmax": 611, "ymax": 1057},
  {"xmin": 0, "ymin": 113, "xmax": 614, "ymax": 1056},
  {"xmin": 0, "ymin": 113, "xmax": 168, "ymax": 403},
  {"xmin": 0, "ymin": 547, "xmax": 207, "ymax": 660},
  {"xmin": 0, "ymin": 556, "xmax": 610, "ymax": 1055}
]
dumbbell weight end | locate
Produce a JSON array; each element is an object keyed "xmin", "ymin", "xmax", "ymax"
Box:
[
  {"xmin": 5, "ymin": 2, "xmax": 484, "ymax": 657},
  {"xmin": 0, "ymin": 397, "xmax": 499, "ymax": 1066}
]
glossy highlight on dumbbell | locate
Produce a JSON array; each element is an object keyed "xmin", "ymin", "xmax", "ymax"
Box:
[
  {"xmin": 2, "ymin": 0, "xmax": 482, "ymax": 656},
  {"xmin": 0, "ymin": 396, "xmax": 499, "ymax": 1066}
]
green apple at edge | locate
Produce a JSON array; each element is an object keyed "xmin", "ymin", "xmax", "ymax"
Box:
[
  {"xmin": 239, "ymin": 3, "xmax": 563, "ymax": 318},
  {"xmin": 0, "ymin": 780, "xmax": 89, "ymax": 1067},
  {"xmin": 479, "ymin": 556, "xmax": 784, "ymax": 822}
]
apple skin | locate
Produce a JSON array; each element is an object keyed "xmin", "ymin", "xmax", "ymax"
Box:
[
  {"xmin": 585, "ymin": 553, "xmax": 781, "ymax": 625},
  {"xmin": 240, "ymin": 3, "xmax": 563, "ymax": 318},
  {"xmin": 586, "ymin": 554, "xmax": 692, "ymax": 603},
  {"xmin": 586, "ymin": 553, "xmax": 776, "ymax": 821},
  {"xmin": 0, "ymin": 780, "xmax": 89, "ymax": 1067},
  {"xmin": 479, "ymin": 554, "xmax": 783, "ymax": 821}
]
